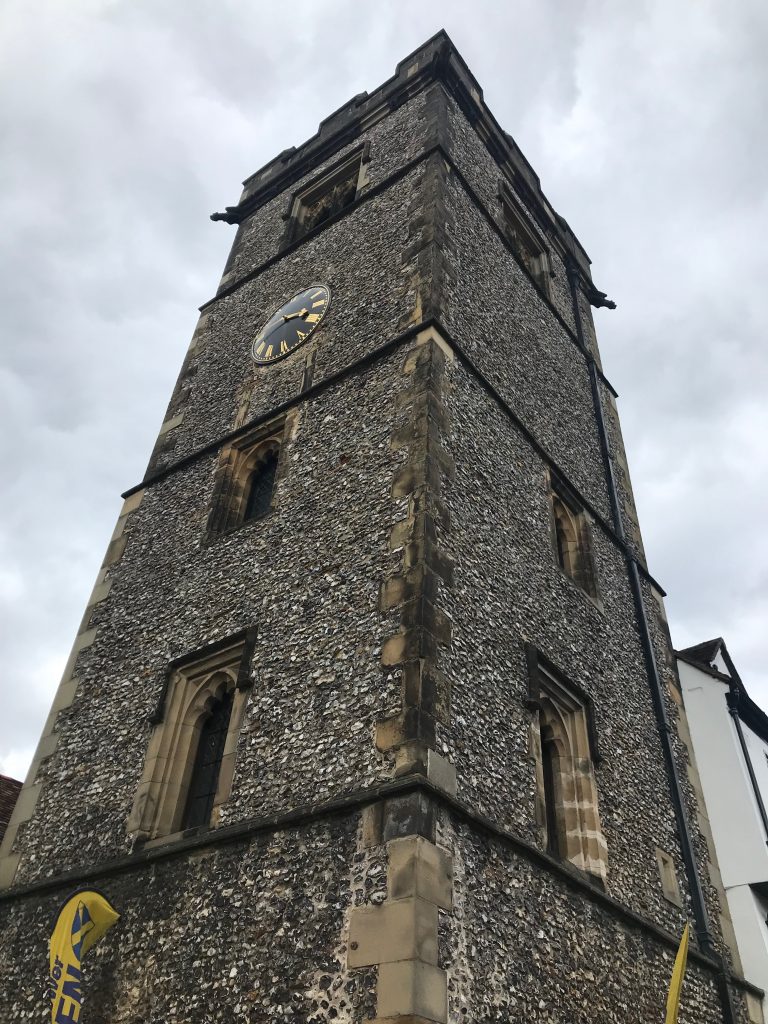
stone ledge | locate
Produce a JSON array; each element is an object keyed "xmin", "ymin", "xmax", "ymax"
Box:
[{"xmin": 0, "ymin": 778, "xmax": 757, "ymax": 999}]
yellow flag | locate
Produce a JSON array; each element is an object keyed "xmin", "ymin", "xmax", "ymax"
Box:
[
  {"xmin": 665, "ymin": 923, "xmax": 690, "ymax": 1024},
  {"xmin": 48, "ymin": 889, "xmax": 120, "ymax": 1024}
]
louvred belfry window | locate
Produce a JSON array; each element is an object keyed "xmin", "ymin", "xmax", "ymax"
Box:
[
  {"xmin": 499, "ymin": 183, "xmax": 553, "ymax": 299},
  {"xmin": 285, "ymin": 148, "xmax": 368, "ymax": 246}
]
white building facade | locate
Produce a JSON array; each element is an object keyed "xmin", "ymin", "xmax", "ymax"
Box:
[{"xmin": 678, "ymin": 638, "xmax": 768, "ymax": 996}]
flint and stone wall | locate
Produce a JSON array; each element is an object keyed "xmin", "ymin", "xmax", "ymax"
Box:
[
  {"xmin": 0, "ymin": 35, "xmax": 756, "ymax": 1024},
  {"xmin": 0, "ymin": 814, "xmax": 373, "ymax": 1023}
]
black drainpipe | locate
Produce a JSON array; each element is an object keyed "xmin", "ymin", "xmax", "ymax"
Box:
[{"xmin": 566, "ymin": 261, "xmax": 737, "ymax": 1024}]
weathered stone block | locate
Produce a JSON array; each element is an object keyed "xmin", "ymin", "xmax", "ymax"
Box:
[
  {"xmin": 348, "ymin": 896, "xmax": 438, "ymax": 968},
  {"xmin": 387, "ymin": 836, "xmax": 453, "ymax": 909},
  {"xmin": 377, "ymin": 961, "xmax": 447, "ymax": 1022}
]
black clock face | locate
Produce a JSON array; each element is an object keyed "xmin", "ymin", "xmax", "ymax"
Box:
[{"xmin": 251, "ymin": 285, "xmax": 330, "ymax": 365}]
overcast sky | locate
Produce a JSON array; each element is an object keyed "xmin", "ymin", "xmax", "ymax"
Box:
[{"xmin": 1, "ymin": 0, "xmax": 767, "ymax": 780}]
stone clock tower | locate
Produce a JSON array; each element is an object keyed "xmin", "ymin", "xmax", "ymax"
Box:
[{"xmin": 0, "ymin": 31, "xmax": 760, "ymax": 1024}]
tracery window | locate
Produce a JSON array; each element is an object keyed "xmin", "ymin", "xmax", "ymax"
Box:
[
  {"xmin": 286, "ymin": 147, "xmax": 369, "ymax": 245},
  {"xmin": 127, "ymin": 632, "xmax": 254, "ymax": 842}
]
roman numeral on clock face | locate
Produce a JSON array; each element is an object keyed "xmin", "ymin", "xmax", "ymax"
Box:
[{"xmin": 252, "ymin": 285, "xmax": 331, "ymax": 366}]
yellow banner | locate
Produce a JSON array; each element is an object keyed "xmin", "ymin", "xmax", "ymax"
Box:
[
  {"xmin": 665, "ymin": 923, "xmax": 690, "ymax": 1024},
  {"xmin": 48, "ymin": 889, "xmax": 120, "ymax": 1024}
]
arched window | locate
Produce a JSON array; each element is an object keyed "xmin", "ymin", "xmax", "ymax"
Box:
[
  {"xmin": 207, "ymin": 420, "xmax": 286, "ymax": 536},
  {"xmin": 127, "ymin": 633, "xmax": 254, "ymax": 842},
  {"xmin": 243, "ymin": 446, "xmax": 279, "ymax": 522},
  {"xmin": 286, "ymin": 149, "xmax": 367, "ymax": 244},
  {"xmin": 540, "ymin": 722, "xmax": 563, "ymax": 857},
  {"xmin": 553, "ymin": 495, "xmax": 580, "ymax": 579},
  {"xmin": 181, "ymin": 687, "xmax": 235, "ymax": 830},
  {"xmin": 550, "ymin": 478, "xmax": 599, "ymax": 601},
  {"xmin": 528, "ymin": 647, "xmax": 608, "ymax": 882}
]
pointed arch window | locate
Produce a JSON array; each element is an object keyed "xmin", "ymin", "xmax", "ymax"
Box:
[
  {"xmin": 549, "ymin": 474, "xmax": 599, "ymax": 602},
  {"xmin": 540, "ymin": 721, "xmax": 563, "ymax": 857},
  {"xmin": 181, "ymin": 686, "xmax": 235, "ymax": 830},
  {"xmin": 207, "ymin": 419, "xmax": 285, "ymax": 537},
  {"xmin": 243, "ymin": 445, "xmax": 279, "ymax": 522},
  {"xmin": 527, "ymin": 646, "xmax": 608, "ymax": 882},
  {"xmin": 499, "ymin": 182, "xmax": 553, "ymax": 299},
  {"xmin": 127, "ymin": 631, "xmax": 255, "ymax": 842}
]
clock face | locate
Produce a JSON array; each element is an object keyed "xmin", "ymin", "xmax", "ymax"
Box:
[{"xmin": 251, "ymin": 285, "xmax": 330, "ymax": 365}]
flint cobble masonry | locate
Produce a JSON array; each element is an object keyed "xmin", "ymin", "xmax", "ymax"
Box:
[{"xmin": 0, "ymin": 31, "xmax": 758, "ymax": 1024}]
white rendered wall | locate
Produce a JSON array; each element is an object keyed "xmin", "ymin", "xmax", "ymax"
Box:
[
  {"xmin": 726, "ymin": 885, "xmax": 768, "ymax": 997},
  {"xmin": 679, "ymin": 658, "xmax": 768, "ymax": 994},
  {"xmin": 744, "ymin": 724, "xmax": 768, "ymax": 817}
]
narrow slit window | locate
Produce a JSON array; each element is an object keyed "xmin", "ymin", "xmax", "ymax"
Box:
[
  {"xmin": 540, "ymin": 724, "xmax": 562, "ymax": 857},
  {"xmin": 553, "ymin": 495, "xmax": 581, "ymax": 579}
]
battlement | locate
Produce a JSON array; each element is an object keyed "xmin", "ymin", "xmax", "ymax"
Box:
[{"xmin": 212, "ymin": 29, "xmax": 592, "ymax": 276}]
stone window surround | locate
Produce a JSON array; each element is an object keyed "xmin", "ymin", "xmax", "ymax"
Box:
[
  {"xmin": 498, "ymin": 180, "xmax": 554, "ymax": 299},
  {"xmin": 126, "ymin": 629, "xmax": 256, "ymax": 844},
  {"xmin": 280, "ymin": 141, "xmax": 371, "ymax": 248},
  {"xmin": 525, "ymin": 644, "xmax": 608, "ymax": 882},
  {"xmin": 548, "ymin": 469, "xmax": 601, "ymax": 606},
  {"xmin": 206, "ymin": 416, "xmax": 286, "ymax": 539}
]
